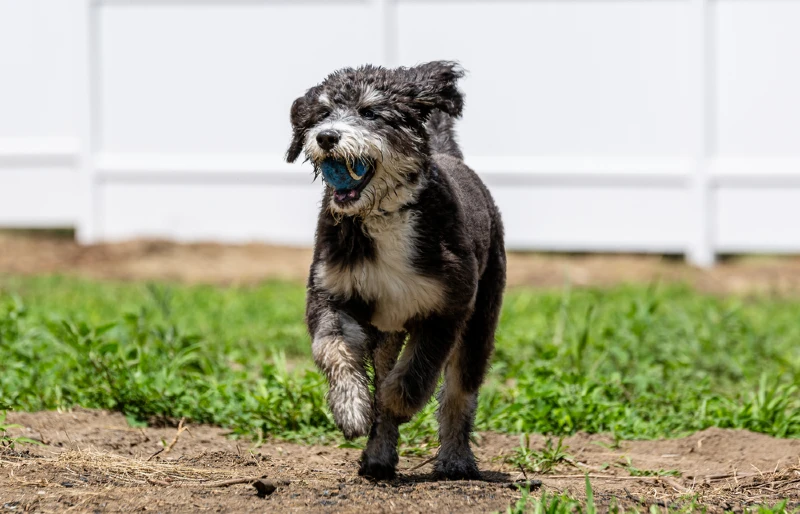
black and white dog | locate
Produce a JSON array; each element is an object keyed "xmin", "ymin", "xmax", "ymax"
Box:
[{"xmin": 286, "ymin": 61, "xmax": 506, "ymax": 480}]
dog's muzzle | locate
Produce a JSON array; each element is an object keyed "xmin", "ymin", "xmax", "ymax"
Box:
[{"xmin": 321, "ymin": 157, "xmax": 376, "ymax": 204}]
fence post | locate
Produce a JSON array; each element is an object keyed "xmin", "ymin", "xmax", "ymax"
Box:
[{"xmin": 687, "ymin": 0, "xmax": 715, "ymax": 267}]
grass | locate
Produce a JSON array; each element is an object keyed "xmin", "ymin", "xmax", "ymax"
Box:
[
  {"xmin": 502, "ymin": 477, "xmax": 800, "ymax": 514},
  {"xmin": 503, "ymin": 435, "xmax": 573, "ymax": 474},
  {"xmin": 2, "ymin": 274, "xmax": 800, "ymax": 448},
  {"xmin": 0, "ymin": 410, "xmax": 41, "ymax": 450},
  {"xmin": 616, "ymin": 457, "xmax": 681, "ymax": 478}
]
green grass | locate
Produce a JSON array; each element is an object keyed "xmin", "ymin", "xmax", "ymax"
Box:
[
  {"xmin": 0, "ymin": 410, "xmax": 42, "ymax": 450},
  {"xmin": 502, "ymin": 477, "xmax": 800, "ymax": 514},
  {"xmin": 616, "ymin": 456, "xmax": 681, "ymax": 478},
  {"xmin": 0, "ymin": 275, "xmax": 308, "ymax": 357},
  {"xmin": 503, "ymin": 435, "xmax": 573, "ymax": 474},
  {"xmin": 2, "ymin": 274, "xmax": 800, "ymax": 447}
]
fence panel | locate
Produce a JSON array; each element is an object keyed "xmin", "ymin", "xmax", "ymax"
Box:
[{"xmin": 1, "ymin": 0, "xmax": 799, "ymax": 265}]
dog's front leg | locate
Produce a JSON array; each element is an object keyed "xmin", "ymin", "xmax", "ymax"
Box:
[
  {"xmin": 379, "ymin": 316, "xmax": 460, "ymax": 422},
  {"xmin": 359, "ymin": 332, "xmax": 405, "ymax": 480},
  {"xmin": 307, "ymin": 303, "xmax": 372, "ymax": 440}
]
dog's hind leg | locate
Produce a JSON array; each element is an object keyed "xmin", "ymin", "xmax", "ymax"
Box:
[
  {"xmin": 379, "ymin": 317, "xmax": 462, "ymax": 423},
  {"xmin": 359, "ymin": 332, "xmax": 405, "ymax": 480},
  {"xmin": 435, "ymin": 244, "xmax": 506, "ymax": 480}
]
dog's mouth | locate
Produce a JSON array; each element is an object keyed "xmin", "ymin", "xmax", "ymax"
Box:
[{"xmin": 319, "ymin": 157, "xmax": 376, "ymax": 205}]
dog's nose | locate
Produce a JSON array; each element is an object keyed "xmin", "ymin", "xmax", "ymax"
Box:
[{"xmin": 316, "ymin": 130, "xmax": 340, "ymax": 151}]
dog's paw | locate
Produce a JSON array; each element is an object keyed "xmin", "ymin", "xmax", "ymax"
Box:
[
  {"xmin": 328, "ymin": 380, "xmax": 373, "ymax": 440},
  {"xmin": 339, "ymin": 422, "xmax": 370, "ymax": 441},
  {"xmin": 331, "ymin": 401, "xmax": 372, "ymax": 440},
  {"xmin": 434, "ymin": 455, "xmax": 481, "ymax": 481},
  {"xmin": 358, "ymin": 454, "xmax": 397, "ymax": 481}
]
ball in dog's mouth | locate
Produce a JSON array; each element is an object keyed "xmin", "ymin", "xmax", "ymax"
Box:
[{"xmin": 320, "ymin": 157, "xmax": 376, "ymax": 205}]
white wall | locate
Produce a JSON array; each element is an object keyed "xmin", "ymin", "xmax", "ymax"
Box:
[{"xmin": 1, "ymin": 0, "xmax": 800, "ymax": 265}]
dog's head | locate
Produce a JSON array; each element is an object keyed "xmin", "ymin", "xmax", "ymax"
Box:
[{"xmin": 286, "ymin": 61, "xmax": 464, "ymax": 217}]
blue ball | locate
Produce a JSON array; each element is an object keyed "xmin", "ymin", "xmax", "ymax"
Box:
[{"xmin": 320, "ymin": 158, "xmax": 371, "ymax": 191}]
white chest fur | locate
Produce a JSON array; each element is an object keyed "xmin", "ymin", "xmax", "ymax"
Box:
[{"xmin": 315, "ymin": 212, "xmax": 445, "ymax": 333}]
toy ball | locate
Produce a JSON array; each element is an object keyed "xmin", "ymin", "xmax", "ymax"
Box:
[{"xmin": 320, "ymin": 158, "xmax": 372, "ymax": 191}]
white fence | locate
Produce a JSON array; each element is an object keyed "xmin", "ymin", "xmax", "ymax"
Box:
[{"xmin": 2, "ymin": 0, "xmax": 800, "ymax": 266}]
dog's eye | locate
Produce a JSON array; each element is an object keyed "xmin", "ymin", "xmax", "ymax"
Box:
[
  {"xmin": 359, "ymin": 108, "xmax": 376, "ymax": 120},
  {"xmin": 319, "ymin": 110, "xmax": 331, "ymax": 120}
]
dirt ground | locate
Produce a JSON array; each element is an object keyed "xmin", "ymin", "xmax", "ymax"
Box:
[
  {"xmin": 4, "ymin": 230, "xmax": 800, "ymax": 295},
  {"xmin": 3, "ymin": 409, "xmax": 800, "ymax": 513}
]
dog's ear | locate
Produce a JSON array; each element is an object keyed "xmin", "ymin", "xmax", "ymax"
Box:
[
  {"xmin": 407, "ymin": 61, "xmax": 465, "ymax": 118},
  {"xmin": 286, "ymin": 87, "xmax": 322, "ymax": 163}
]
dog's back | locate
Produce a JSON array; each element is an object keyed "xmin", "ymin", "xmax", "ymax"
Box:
[{"xmin": 426, "ymin": 108, "xmax": 503, "ymax": 278}]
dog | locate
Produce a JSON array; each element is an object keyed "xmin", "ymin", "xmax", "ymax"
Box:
[{"xmin": 286, "ymin": 61, "xmax": 506, "ymax": 480}]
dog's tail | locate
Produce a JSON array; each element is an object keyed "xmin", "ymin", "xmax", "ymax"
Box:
[{"xmin": 426, "ymin": 110, "xmax": 464, "ymax": 160}]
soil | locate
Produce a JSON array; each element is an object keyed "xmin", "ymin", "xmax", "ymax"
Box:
[
  {"xmin": 4, "ymin": 230, "xmax": 800, "ymax": 295},
  {"xmin": 2, "ymin": 409, "xmax": 800, "ymax": 513}
]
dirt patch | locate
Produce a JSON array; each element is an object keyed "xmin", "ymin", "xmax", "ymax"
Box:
[
  {"xmin": 4, "ymin": 230, "xmax": 800, "ymax": 294},
  {"xmin": 2, "ymin": 409, "xmax": 800, "ymax": 513},
  {"xmin": 0, "ymin": 231, "xmax": 313, "ymax": 286}
]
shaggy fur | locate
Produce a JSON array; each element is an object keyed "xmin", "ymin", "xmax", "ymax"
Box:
[{"xmin": 286, "ymin": 61, "xmax": 506, "ymax": 480}]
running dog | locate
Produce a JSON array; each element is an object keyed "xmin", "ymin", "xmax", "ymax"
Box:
[{"xmin": 286, "ymin": 61, "xmax": 506, "ymax": 480}]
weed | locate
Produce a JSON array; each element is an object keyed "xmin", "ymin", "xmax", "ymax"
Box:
[
  {"xmin": 501, "ymin": 485, "xmax": 583, "ymax": 514},
  {"xmin": 0, "ymin": 411, "xmax": 41, "ymax": 450},
  {"xmin": 617, "ymin": 457, "xmax": 681, "ymax": 477},
  {"xmin": 748, "ymin": 500, "xmax": 800, "ymax": 514},
  {"xmin": 505, "ymin": 435, "xmax": 573, "ymax": 474}
]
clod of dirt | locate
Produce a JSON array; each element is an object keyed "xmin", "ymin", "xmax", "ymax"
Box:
[{"xmin": 253, "ymin": 479, "xmax": 277, "ymax": 498}]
